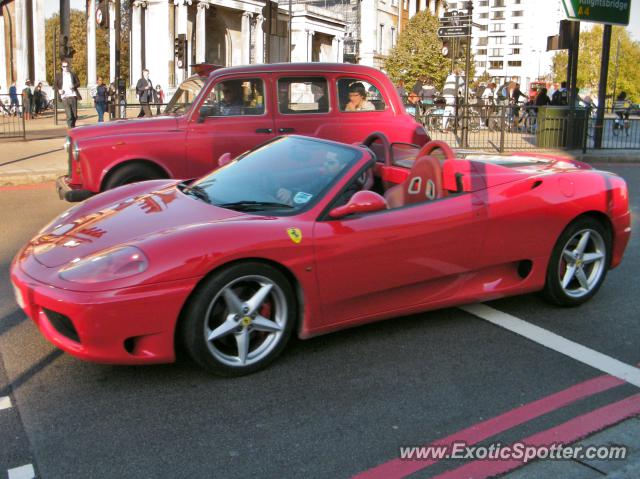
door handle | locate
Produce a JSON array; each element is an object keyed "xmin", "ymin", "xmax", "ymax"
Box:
[
  {"xmin": 278, "ymin": 127, "xmax": 295, "ymax": 133},
  {"xmin": 255, "ymin": 128, "xmax": 273, "ymax": 134}
]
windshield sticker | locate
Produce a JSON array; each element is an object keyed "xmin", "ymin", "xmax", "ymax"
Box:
[
  {"xmin": 287, "ymin": 227, "xmax": 302, "ymax": 244},
  {"xmin": 293, "ymin": 192, "xmax": 313, "ymax": 204}
]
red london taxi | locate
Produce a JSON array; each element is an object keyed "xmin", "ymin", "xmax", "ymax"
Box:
[{"xmin": 57, "ymin": 63, "xmax": 428, "ymax": 201}]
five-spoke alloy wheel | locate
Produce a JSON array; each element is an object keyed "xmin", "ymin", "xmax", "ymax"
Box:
[
  {"xmin": 543, "ymin": 217, "xmax": 611, "ymax": 306},
  {"xmin": 181, "ymin": 262, "xmax": 296, "ymax": 376}
]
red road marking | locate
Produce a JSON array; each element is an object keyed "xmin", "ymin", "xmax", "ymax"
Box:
[
  {"xmin": 433, "ymin": 392, "xmax": 640, "ymax": 479},
  {"xmin": 353, "ymin": 374, "xmax": 625, "ymax": 479},
  {"xmin": 0, "ymin": 182, "xmax": 54, "ymax": 191}
]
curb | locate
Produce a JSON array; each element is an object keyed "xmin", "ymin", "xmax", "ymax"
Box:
[{"xmin": 0, "ymin": 170, "xmax": 65, "ymax": 187}]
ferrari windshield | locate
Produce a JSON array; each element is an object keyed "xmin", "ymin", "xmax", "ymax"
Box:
[
  {"xmin": 185, "ymin": 137, "xmax": 361, "ymax": 214},
  {"xmin": 164, "ymin": 77, "xmax": 206, "ymax": 115}
]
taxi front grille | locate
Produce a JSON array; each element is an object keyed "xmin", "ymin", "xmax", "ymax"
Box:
[{"xmin": 43, "ymin": 308, "xmax": 80, "ymax": 343}]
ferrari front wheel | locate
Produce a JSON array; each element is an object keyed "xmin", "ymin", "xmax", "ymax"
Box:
[
  {"xmin": 181, "ymin": 262, "xmax": 296, "ymax": 376},
  {"xmin": 542, "ymin": 217, "xmax": 611, "ymax": 307}
]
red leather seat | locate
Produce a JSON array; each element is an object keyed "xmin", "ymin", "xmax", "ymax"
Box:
[{"xmin": 384, "ymin": 156, "xmax": 444, "ymax": 209}]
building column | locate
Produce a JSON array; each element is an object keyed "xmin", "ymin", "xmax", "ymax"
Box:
[
  {"xmin": 14, "ymin": 0, "xmax": 29, "ymax": 87},
  {"xmin": 429, "ymin": 0, "xmax": 436, "ymax": 15},
  {"xmin": 337, "ymin": 36, "xmax": 344, "ymax": 63},
  {"xmin": 241, "ymin": 11, "xmax": 251, "ymax": 64},
  {"xmin": 409, "ymin": 0, "xmax": 417, "ymax": 18},
  {"xmin": 145, "ymin": 0, "xmax": 170, "ymax": 89},
  {"xmin": 33, "ymin": 0, "xmax": 46, "ymax": 84},
  {"xmin": 196, "ymin": 1, "xmax": 208, "ymax": 63},
  {"xmin": 87, "ymin": 0, "xmax": 97, "ymax": 87},
  {"xmin": 307, "ymin": 30, "xmax": 314, "ymax": 62},
  {"xmin": 109, "ymin": 0, "xmax": 116, "ymax": 83},
  {"xmin": 0, "ymin": 14, "xmax": 6, "ymax": 88},
  {"xmin": 131, "ymin": 1, "xmax": 145, "ymax": 87},
  {"xmin": 255, "ymin": 14, "xmax": 264, "ymax": 64},
  {"xmin": 174, "ymin": 0, "xmax": 190, "ymax": 83}
]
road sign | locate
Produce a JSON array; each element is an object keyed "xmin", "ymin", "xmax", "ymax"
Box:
[
  {"xmin": 438, "ymin": 26, "xmax": 471, "ymax": 38},
  {"xmin": 562, "ymin": 0, "xmax": 630, "ymax": 26}
]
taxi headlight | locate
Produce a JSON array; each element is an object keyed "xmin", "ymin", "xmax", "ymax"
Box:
[
  {"xmin": 63, "ymin": 136, "xmax": 71, "ymax": 153},
  {"xmin": 72, "ymin": 141, "xmax": 81, "ymax": 161},
  {"xmin": 59, "ymin": 246, "xmax": 149, "ymax": 283}
]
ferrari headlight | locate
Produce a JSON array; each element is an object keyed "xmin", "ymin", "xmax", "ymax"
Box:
[{"xmin": 59, "ymin": 246, "xmax": 149, "ymax": 283}]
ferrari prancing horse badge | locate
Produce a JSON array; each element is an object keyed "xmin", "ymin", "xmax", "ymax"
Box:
[{"xmin": 287, "ymin": 227, "xmax": 302, "ymax": 244}]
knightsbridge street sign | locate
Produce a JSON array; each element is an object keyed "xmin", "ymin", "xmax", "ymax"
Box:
[{"xmin": 562, "ymin": 0, "xmax": 631, "ymax": 26}]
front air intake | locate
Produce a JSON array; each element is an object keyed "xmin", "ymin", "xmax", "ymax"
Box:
[{"xmin": 43, "ymin": 308, "xmax": 80, "ymax": 343}]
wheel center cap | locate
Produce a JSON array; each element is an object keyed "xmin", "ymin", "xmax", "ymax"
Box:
[
  {"xmin": 576, "ymin": 259, "xmax": 583, "ymax": 267},
  {"xmin": 241, "ymin": 316, "xmax": 252, "ymax": 327}
]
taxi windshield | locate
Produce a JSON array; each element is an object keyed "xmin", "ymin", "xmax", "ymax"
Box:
[
  {"xmin": 164, "ymin": 77, "xmax": 205, "ymax": 115},
  {"xmin": 183, "ymin": 137, "xmax": 361, "ymax": 214}
]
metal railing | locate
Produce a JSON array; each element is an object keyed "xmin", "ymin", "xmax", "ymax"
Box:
[{"xmin": 0, "ymin": 94, "xmax": 26, "ymax": 140}]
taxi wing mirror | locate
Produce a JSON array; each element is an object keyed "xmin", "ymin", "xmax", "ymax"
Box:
[
  {"xmin": 218, "ymin": 152, "xmax": 232, "ymax": 167},
  {"xmin": 328, "ymin": 191, "xmax": 388, "ymax": 219}
]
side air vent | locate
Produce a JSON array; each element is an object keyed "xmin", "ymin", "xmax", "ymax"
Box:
[{"xmin": 517, "ymin": 260, "xmax": 533, "ymax": 279}]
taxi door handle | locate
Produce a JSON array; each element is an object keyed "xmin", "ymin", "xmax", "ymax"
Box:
[
  {"xmin": 255, "ymin": 128, "xmax": 272, "ymax": 134},
  {"xmin": 278, "ymin": 127, "xmax": 295, "ymax": 133}
]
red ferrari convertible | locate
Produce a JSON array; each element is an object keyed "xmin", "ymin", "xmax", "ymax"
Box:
[{"xmin": 11, "ymin": 135, "xmax": 630, "ymax": 376}]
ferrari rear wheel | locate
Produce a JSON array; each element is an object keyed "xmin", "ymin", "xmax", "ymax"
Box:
[
  {"xmin": 181, "ymin": 262, "xmax": 296, "ymax": 376},
  {"xmin": 543, "ymin": 217, "xmax": 611, "ymax": 307}
]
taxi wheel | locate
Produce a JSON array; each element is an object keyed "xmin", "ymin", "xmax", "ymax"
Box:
[
  {"xmin": 180, "ymin": 262, "xmax": 297, "ymax": 376},
  {"xmin": 542, "ymin": 217, "xmax": 611, "ymax": 307},
  {"xmin": 103, "ymin": 163, "xmax": 164, "ymax": 190}
]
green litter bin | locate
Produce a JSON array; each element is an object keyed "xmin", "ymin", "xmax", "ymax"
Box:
[{"xmin": 536, "ymin": 106, "xmax": 568, "ymax": 148}]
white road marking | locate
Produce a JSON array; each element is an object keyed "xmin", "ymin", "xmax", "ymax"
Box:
[
  {"xmin": 0, "ymin": 396, "xmax": 12, "ymax": 411},
  {"xmin": 460, "ymin": 303, "xmax": 640, "ymax": 389},
  {"xmin": 7, "ymin": 464, "xmax": 35, "ymax": 479}
]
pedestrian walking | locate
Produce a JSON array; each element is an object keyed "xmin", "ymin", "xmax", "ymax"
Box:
[
  {"xmin": 21, "ymin": 80, "xmax": 32, "ymax": 120},
  {"xmin": 136, "ymin": 69, "xmax": 155, "ymax": 117},
  {"xmin": 155, "ymin": 84, "xmax": 165, "ymax": 115},
  {"xmin": 55, "ymin": 60, "xmax": 82, "ymax": 128},
  {"xmin": 93, "ymin": 77, "xmax": 108, "ymax": 122},
  {"xmin": 34, "ymin": 82, "xmax": 45, "ymax": 117},
  {"xmin": 551, "ymin": 81, "xmax": 569, "ymax": 106}
]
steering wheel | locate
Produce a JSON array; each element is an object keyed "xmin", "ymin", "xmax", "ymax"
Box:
[{"xmin": 417, "ymin": 140, "xmax": 456, "ymax": 162}]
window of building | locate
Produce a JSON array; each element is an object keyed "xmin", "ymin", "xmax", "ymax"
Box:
[
  {"xmin": 492, "ymin": 0, "xmax": 505, "ymax": 7},
  {"xmin": 477, "ymin": 61, "xmax": 487, "ymax": 68},
  {"xmin": 379, "ymin": 24, "xmax": 384, "ymax": 52},
  {"xmin": 511, "ymin": 36, "xmax": 521, "ymax": 44},
  {"xmin": 337, "ymin": 78, "xmax": 386, "ymax": 112},
  {"xmin": 491, "ymin": 48, "xmax": 503, "ymax": 57},
  {"xmin": 494, "ymin": 36, "xmax": 504, "ymax": 44},
  {"xmin": 478, "ymin": 37, "xmax": 489, "ymax": 46},
  {"xmin": 512, "ymin": 10, "xmax": 523, "ymax": 16},
  {"xmin": 511, "ymin": 48, "xmax": 520, "ymax": 54},
  {"xmin": 513, "ymin": 23, "xmax": 520, "ymax": 29},
  {"xmin": 479, "ymin": 12, "xmax": 488, "ymax": 18},
  {"xmin": 477, "ymin": 48, "xmax": 488, "ymax": 55},
  {"xmin": 479, "ymin": 0, "xmax": 489, "ymax": 6},
  {"xmin": 490, "ymin": 23, "xmax": 505, "ymax": 32},
  {"xmin": 391, "ymin": 27, "xmax": 396, "ymax": 47},
  {"xmin": 508, "ymin": 61, "xmax": 522, "ymax": 67},
  {"xmin": 492, "ymin": 11, "xmax": 505, "ymax": 19},
  {"xmin": 490, "ymin": 60, "xmax": 504, "ymax": 69},
  {"xmin": 478, "ymin": 24, "xmax": 488, "ymax": 31},
  {"xmin": 277, "ymin": 77, "xmax": 329, "ymax": 114},
  {"xmin": 514, "ymin": 0, "xmax": 522, "ymax": 3},
  {"xmin": 204, "ymin": 78, "xmax": 266, "ymax": 117}
]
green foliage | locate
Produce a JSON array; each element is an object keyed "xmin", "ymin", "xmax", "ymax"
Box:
[
  {"xmin": 551, "ymin": 25, "xmax": 640, "ymax": 102},
  {"xmin": 384, "ymin": 11, "xmax": 450, "ymax": 90},
  {"xmin": 45, "ymin": 8, "xmax": 129, "ymax": 86}
]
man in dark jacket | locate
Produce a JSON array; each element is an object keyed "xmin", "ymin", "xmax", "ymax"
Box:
[
  {"xmin": 136, "ymin": 69, "xmax": 155, "ymax": 117},
  {"xmin": 55, "ymin": 60, "xmax": 82, "ymax": 128}
]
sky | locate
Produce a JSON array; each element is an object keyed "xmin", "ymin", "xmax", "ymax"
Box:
[{"xmin": 46, "ymin": 0, "xmax": 640, "ymax": 41}]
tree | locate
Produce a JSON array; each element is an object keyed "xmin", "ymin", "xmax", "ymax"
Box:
[
  {"xmin": 384, "ymin": 11, "xmax": 449, "ymax": 90},
  {"xmin": 551, "ymin": 25, "xmax": 640, "ymax": 102},
  {"xmin": 45, "ymin": 6, "xmax": 130, "ymax": 87}
]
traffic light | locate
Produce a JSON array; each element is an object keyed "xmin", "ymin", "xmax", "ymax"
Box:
[
  {"xmin": 96, "ymin": 0, "xmax": 109, "ymax": 30},
  {"xmin": 261, "ymin": 1, "xmax": 277, "ymax": 34},
  {"xmin": 174, "ymin": 34, "xmax": 186, "ymax": 69}
]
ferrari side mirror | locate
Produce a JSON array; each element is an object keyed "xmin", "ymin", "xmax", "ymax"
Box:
[{"xmin": 328, "ymin": 191, "xmax": 388, "ymax": 219}]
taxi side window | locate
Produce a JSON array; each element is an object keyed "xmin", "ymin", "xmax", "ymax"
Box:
[
  {"xmin": 201, "ymin": 78, "xmax": 265, "ymax": 117},
  {"xmin": 277, "ymin": 77, "xmax": 329, "ymax": 114},
  {"xmin": 337, "ymin": 78, "xmax": 386, "ymax": 112},
  {"xmin": 338, "ymin": 78, "xmax": 386, "ymax": 113}
]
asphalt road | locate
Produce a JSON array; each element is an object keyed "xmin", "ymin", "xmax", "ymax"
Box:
[{"xmin": 0, "ymin": 166, "xmax": 638, "ymax": 479}]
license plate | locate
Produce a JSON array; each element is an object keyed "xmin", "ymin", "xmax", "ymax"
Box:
[{"xmin": 12, "ymin": 282, "xmax": 25, "ymax": 309}]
